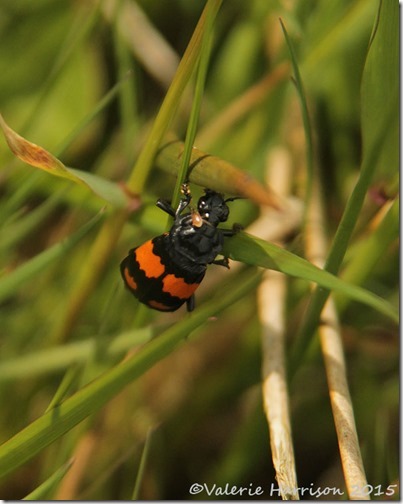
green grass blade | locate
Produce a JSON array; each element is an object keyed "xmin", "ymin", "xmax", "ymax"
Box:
[
  {"xmin": 288, "ymin": 0, "xmax": 399, "ymax": 366},
  {"xmin": 301, "ymin": 0, "xmax": 377, "ymax": 80},
  {"xmin": 0, "ymin": 212, "xmax": 102, "ymax": 304},
  {"xmin": 171, "ymin": 2, "xmax": 215, "ymax": 209},
  {"xmin": 127, "ymin": 0, "xmax": 223, "ymax": 194},
  {"xmin": 337, "ymin": 197, "xmax": 399, "ymax": 312},
  {"xmin": 67, "ymin": 167, "xmax": 128, "ymax": 208},
  {"xmin": 0, "ymin": 270, "xmax": 260, "ymax": 478},
  {"xmin": 280, "ymin": 19, "xmax": 314, "ymax": 213},
  {"xmin": 45, "ymin": 366, "xmax": 82, "ymax": 413},
  {"xmin": 360, "ymin": 0, "xmax": 398, "ymax": 180},
  {"xmin": 0, "ymin": 114, "xmax": 128, "ymax": 208},
  {"xmin": 224, "ymin": 232, "xmax": 398, "ymax": 322},
  {"xmin": 19, "ymin": 3, "xmax": 101, "ymax": 137},
  {"xmin": 112, "ymin": 3, "xmax": 139, "ymax": 160},
  {"xmin": 0, "ymin": 193, "xmax": 63, "ymax": 253},
  {"xmin": 23, "ymin": 459, "xmax": 74, "ymax": 500},
  {"xmin": 132, "ymin": 427, "xmax": 153, "ymax": 500},
  {"xmin": 0, "ymin": 328, "xmax": 155, "ymax": 382},
  {"xmin": 55, "ymin": 73, "xmax": 134, "ymax": 157}
]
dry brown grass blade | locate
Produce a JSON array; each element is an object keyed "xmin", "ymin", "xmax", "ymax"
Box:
[
  {"xmin": 102, "ymin": 0, "xmax": 179, "ymax": 88},
  {"xmin": 305, "ymin": 177, "xmax": 369, "ymax": 500},
  {"xmin": 258, "ymin": 147, "xmax": 300, "ymax": 500}
]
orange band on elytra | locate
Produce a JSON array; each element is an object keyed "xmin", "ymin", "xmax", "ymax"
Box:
[
  {"xmin": 162, "ymin": 274, "xmax": 199, "ymax": 299},
  {"xmin": 148, "ymin": 300, "xmax": 172, "ymax": 311},
  {"xmin": 123, "ymin": 267, "xmax": 138, "ymax": 291},
  {"xmin": 136, "ymin": 240, "xmax": 165, "ymax": 278}
]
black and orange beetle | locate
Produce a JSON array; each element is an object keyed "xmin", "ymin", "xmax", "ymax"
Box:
[{"xmin": 120, "ymin": 184, "xmax": 239, "ymax": 312}]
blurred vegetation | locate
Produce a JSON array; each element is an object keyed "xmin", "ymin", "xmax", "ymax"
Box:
[{"xmin": 0, "ymin": 0, "xmax": 398, "ymax": 500}]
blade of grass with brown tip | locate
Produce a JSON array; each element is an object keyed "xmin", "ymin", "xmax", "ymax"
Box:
[{"xmin": 0, "ymin": 115, "xmax": 130, "ymax": 208}]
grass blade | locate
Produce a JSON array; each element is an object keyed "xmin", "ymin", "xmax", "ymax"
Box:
[
  {"xmin": 0, "ymin": 115, "xmax": 129, "ymax": 208},
  {"xmin": 289, "ymin": 0, "xmax": 399, "ymax": 363},
  {"xmin": 280, "ymin": 19, "xmax": 314, "ymax": 212},
  {"xmin": 224, "ymin": 232, "xmax": 398, "ymax": 323},
  {"xmin": 132, "ymin": 428, "xmax": 153, "ymax": 500},
  {"xmin": 0, "ymin": 270, "xmax": 260, "ymax": 478},
  {"xmin": 23, "ymin": 459, "xmax": 74, "ymax": 500},
  {"xmin": 171, "ymin": 1, "xmax": 215, "ymax": 209},
  {"xmin": 0, "ymin": 328, "xmax": 155, "ymax": 382},
  {"xmin": 156, "ymin": 138, "xmax": 282, "ymax": 207},
  {"xmin": 127, "ymin": 0, "xmax": 223, "ymax": 194},
  {"xmin": 0, "ymin": 212, "xmax": 102, "ymax": 304}
]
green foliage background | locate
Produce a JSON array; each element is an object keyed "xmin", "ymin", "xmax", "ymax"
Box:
[{"xmin": 0, "ymin": 0, "xmax": 398, "ymax": 500}]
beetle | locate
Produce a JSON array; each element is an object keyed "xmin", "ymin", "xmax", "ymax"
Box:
[{"xmin": 120, "ymin": 184, "xmax": 239, "ymax": 312}]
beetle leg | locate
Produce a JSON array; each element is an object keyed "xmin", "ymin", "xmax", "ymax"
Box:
[
  {"xmin": 175, "ymin": 186, "xmax": 192, "ymax": 216},
  {"xmin": 156, "ymin": 199, "xmax": 176, "ymax": 217},
  {"xmin": 212, "ymin": 257, "xmax": 230, "ymax": 269},
  {"xmin": 221, "ymin": 223, "xmax": 243, "ymax": 237},
  {"xmin": 157, "ymin": 184, "xmax": 193, "ymax": 218},
  {"xmin": 186, "ymin": 294, "xmax": 195, "ymax": 312}
]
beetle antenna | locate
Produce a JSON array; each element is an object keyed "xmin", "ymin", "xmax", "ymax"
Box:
[{"xmin": 225, "ymin": 196, "xmax": 244, "ymax": 203}]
